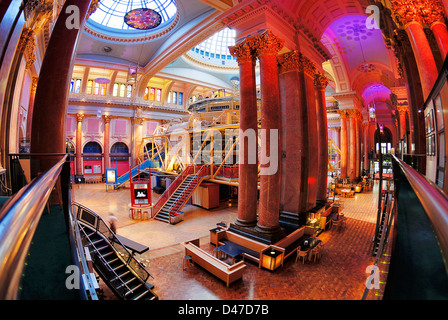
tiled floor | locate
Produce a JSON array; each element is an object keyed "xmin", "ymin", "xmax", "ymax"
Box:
[{"xmin": 73, "ymin": 180, "xmax": 391, "ymax": 300}]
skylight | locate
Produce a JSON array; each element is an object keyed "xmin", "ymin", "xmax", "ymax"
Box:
[
  {"xmin": 89, "ymin": 0, "xmax": 177, "ymax": 31},
  {"xmin": 189, "ymin": 28, "xmax": 237, "ymax": 66}
]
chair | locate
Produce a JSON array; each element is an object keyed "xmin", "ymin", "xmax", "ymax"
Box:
[
  {"xmin": 332, "ymin": 219, "xmax": 340, "ymax": 231},
  {"xmin": 183, "ymin": 255, "xmax": 193, "ymax": 271},
  {"xmin": 339, "ymin": 214, "xmax": 346, "ymax": 229},
  {"xmin": 295, "ymin": 246, "xmax": 308, "ymax": 264},
  {"xmin": 308, "ymin": 247, "xmax": 319, "ymax": 262},
  {"xmin": 315, "ymin": 241, "xmax": 325, "ymax": 260}
]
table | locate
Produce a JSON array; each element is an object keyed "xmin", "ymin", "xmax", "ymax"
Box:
[
  {"xmin": 341, "ymin": 189, "xmax": 351, "ymax": 197},
  {"xmin": 299, "ymin": 237, "xmax": 321, "ymax": 252},
  {"xmin": 110, "ymin": 234, "xmax": 149, "ymax": 256},
  {"xmin": 218, "ymin": 243, "xmax": 245, "ymax": 264}
]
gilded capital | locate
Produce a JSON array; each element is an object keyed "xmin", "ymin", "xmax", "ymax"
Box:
[
  {"xmin": 314, "ymin": 72, "xmax": 329, "ymax": 90},
  {"xmin": 229, "ymin": 39, "xmax": 256, "ymax": 65},
  {"xmin": 337, "ymin": 109, "xmax": 348, "ymax": 118},
  {"xmin": 76, "ymin": 113, "xmax": 85, "ymax": 122},
  {"xmin": 103, "ymin": 114, "xmax": 112, "ymax": 123},
  {"xmin": 397, "ymin": 105, "xmax": 409, "ymax": 115},
  {"xmin": 391, "ymin": 0, "xmax": 446, "ymax": 27},
  {"xmin": 277, "ymin": 50, "xmax": 316, "ymax": 76},
  {"xmin": 253, "ymin": 30, "xmax": 284, "ymax": 57}
]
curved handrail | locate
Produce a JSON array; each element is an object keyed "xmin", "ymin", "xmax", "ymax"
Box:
[
  {"xmin": 392, "ymin": 154, "xmax": 448, "ymax": 267},
  {"xmin": 73, "ymin": 202, "xmax": 152, "ymax": 282},
  {"xmin": 0, "ymin": 155, "xmax": 67, "ymax": 299}
]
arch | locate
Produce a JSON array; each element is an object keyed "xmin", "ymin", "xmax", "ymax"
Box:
[
  {"xmin": 82, "ymin": 141, "xmax": 103, "ymax": 175},
  {"xmin": 110, "ymin": 141, "xmax": 129, "ymax": 154},
  {"xmin": 374, "ymin": 126, "xmax": 393, "ymax": 154},
  {"xmin": 110, "ymin": 142, "xmax": 130, "ymax": 176}
]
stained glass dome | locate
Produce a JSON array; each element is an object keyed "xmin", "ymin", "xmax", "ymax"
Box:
[{"xmin": 89, "ymin": 0, "xmax": 177, "ymax": 31}]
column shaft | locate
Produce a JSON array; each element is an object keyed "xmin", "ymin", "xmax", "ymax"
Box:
[
  {"xmin": 229, "ymin": 40, "xmax": 258, "ymax": 227},
  {"xmin": 314, "ymin": 73, "xmax": 328, "ymax": 201},
  {"xmin": 30, "ymin": 0, "xmax": 93, "ymax": 170},
  {"xmin": 339, "ymin": 112, "xmax": 348, "ymax": 179},
  {"xmin": 431, "ymin": 22, "xmax": 448, "ymax": 59},
  {"xmin": 405, "ymin": 21, "xmax": 439, "ymax": 99}
]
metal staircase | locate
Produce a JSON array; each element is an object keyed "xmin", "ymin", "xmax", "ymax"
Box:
[
  {"xmin": 152, "ymin": 165, "xmax": 209, "ymax": 224},
  {"xmin": 74, "ymin": 203, "xmax": 157, "ymax": 300}
]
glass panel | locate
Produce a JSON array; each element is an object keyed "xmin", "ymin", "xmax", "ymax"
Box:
[
  {"xmin": 435, "ymin": 95, "xmax": 444, "ymax": 130},
  {"xmin": 113, "ymin": 83, "xmax": 119, "ymax": 97},
  {"xmin": 74, "ymin": 79, "xmax": 81, "ymax": 94},
  {"xmin": 89, "ymin": 0, "xmax": 177, "ymax": 31}
]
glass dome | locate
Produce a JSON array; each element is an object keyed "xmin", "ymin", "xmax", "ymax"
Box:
[
  {"xmin": 188, "ymin": 28, "xmax": 237, "ymax": 66},
  {"xmin": 89, "ymin": 0, "xmax": 177, "ymax": 31}
]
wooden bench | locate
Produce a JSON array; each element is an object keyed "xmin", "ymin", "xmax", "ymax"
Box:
[
  {"xmin": 274, "ymin": 226, "xmax": 315, "ymax": 259},
  {"xmin": 182, "ymin": 241, "xmax": 246, "ymax": 287},
  {"xmin": 215, "ymin": 230, "xmax": 270, "ymax": 268}
]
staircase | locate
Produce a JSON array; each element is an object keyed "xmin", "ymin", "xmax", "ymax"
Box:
[
  {"xmin": 80, "ymin": 223, "xmax": 158, "ymax": 300},
  {"xmin": 153, "ymin": 165, "xmax": 209, "ymax": 224},
  {"xmin": 372, "ymin": 189, "xmax": 394, "ymax": 256},
  {"xmin": 113, "ymin": 159, "xmax": 153, "ymax": 189}
]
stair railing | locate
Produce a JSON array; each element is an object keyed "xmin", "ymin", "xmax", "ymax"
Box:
[
  {"xmin": 78, "ymin": 224, "xmax": 133, "ymax": 296},
  {"xmin": 152, "ymin": 165, "xmax": 195, "ymax": 217},
  {"xmin": 73, "ymin": 202, "xmax": 152, "ymax": 283},
  {"xmin": 168, "ymin": 165, "xmax": 209, "ymax": 224}
]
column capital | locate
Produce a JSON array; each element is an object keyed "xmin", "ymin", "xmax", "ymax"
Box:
[
  {"xmin": 391, "ymin": 0, "xmax": 446, "ymax": 27},
  {"xmin": 103, "ymin": 114, "xmax": 112, "ymax": 123},
  {"xmin": 397, "ymin": 105, "xmax": 409, "ymax": 115},
  {"xmin": 87, "ymin": 0, "xmax": 101, "ymax": 19},
  {"xmin": 76, "ymin": 113, "xmax": 85, "ymax": 122},
  {"xmin": 253, "ymin": 30, "xmax": 284, "ymax": 57},
  {"xmin": 314, "ymin": 72, "xmax": 329, "ymax": 90},
  {"xmin": 277, "ymin": 50, "xmax": 316, "ymax": 75},
  {"xmin": 229, "ymin": 38, "xmax": 257, "ymax": 65},
  {"xmin": 337, "ymin": 109, "xmax": 348, "ymax": 118}
]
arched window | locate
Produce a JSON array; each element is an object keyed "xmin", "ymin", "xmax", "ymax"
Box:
[
  {"xmin": 111, "ymin": 142, "xmax": 129, "ymax": 155},
  {"xmin": 83, "ymin": 141, "xmax": 102, "ymax": 154}
]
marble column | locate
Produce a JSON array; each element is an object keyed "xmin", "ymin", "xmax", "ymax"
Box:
[
  {"xmin": 314, "ymin": 72, "xmax": 329, "ymax": 201},
  {"xmin": 392, "ymin": 1, "xmax": 439, "ymax": 99},
  {"xmin": 254, "ymin": 30, "xmax": 283, "ymax": 237},
  {"xmin": 103, "ymin": 115, "xmax": 111, "ymax": 169},
  {"xmin": 132, "ymin": 117, "xmax": 143, "ymax": 167},
  {"xmin": 75, "ymin": 113, "xmax": 84, "ymax": 178},
  {"xmin": 397, "ymin": 105, "xmax": 408, "ymax": 139},
  {"xmin": 348, "ymin": 110, "xmax": 357, "ymax": 180},
  {"xmin": 431, "ymin": 21, "xmax": 448, "ymax": 59},
  {"xmin": 229, "ymin": 38, "xmax": 258, "ymax": 228},
  {"xmin": 30, "ymin": 0, "xmax": 95, "ymax": 171},
  {"xmin": 338, "ymin": 110, "xmax": 348, "ymax": 179}
]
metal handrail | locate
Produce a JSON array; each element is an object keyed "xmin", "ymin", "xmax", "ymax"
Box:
[
  {"xmin": 392, "ymin": 154, "xmax": 448, "ymax": 269},
  {"xmin": 73, "ymin": 202, "xmax": 152, "ymax": 282},
  {"xmin": 0, "ymin": 155, "xmax": 67, "ymax": 299}
]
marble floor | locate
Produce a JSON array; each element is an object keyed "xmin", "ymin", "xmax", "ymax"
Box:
[{"xmin": 73, "ymin": 180, "xmax": 391, "ymax": 300}]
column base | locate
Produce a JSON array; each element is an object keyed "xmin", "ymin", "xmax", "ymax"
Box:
[
  {"xmin": 229, "ymin": 223, "xmax": 285, "ymax": 244},
  {"xmin": 234, "ymin": 218, "xmax": 257, "ymax": 228}
]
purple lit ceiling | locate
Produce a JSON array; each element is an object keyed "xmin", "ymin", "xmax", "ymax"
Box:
[
  {"xmin": 362, "ymin": 84, "xmax": 391, "ymax": 105},
  {"xmin": 324, "ymin": 15, "xmax": 390, "ymax": 71}
]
